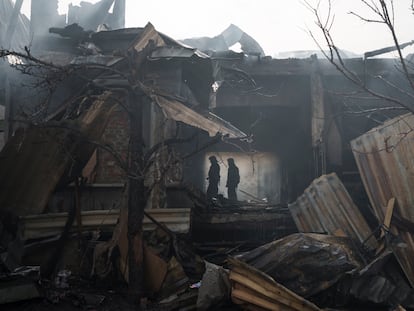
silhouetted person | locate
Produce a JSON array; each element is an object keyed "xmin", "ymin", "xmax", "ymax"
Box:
[
  {"xmin": 207, "ymin": 156, "xmax": 220, "ymax": 200},
  {"xmin": 226, "ymin": 158, "xmax": 240, "ymax": 201}
]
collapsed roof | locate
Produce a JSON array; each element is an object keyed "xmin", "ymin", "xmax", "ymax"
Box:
[{"xmin": 180, "ymin": 24, "xmax": 265, "ymax": 57}]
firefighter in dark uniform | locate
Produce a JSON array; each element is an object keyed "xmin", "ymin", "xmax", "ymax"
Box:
[
  {"xmin": 207, "ymin": 156, "xmax": 220, "ymax": 200},
  {"xmin": 226, "ymin": 158, "xmax": 240, "ymax": 201}
]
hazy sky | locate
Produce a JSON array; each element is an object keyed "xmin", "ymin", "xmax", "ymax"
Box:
[{"xmin": 18, "ymin": 0, "xmax": 414, "ymax": 57}]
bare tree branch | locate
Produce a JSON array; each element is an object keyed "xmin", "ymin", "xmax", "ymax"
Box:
[{"xmin": 306, "ymin": 0, "xmax": 414, "ymax": 113}]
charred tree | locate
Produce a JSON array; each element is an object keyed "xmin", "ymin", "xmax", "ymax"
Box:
[{"xmin": 126, "ymin": 91, "xmax": 146, "ymax": 300}]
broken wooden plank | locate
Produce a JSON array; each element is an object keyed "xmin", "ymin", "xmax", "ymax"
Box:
[
  {"xmin": 381, "ymin": 197, "xmax": 395, "ymax": 238},
  {"xmin": 130, "ymin": 22, "xmax": 165, "ymax": 52},
  {"xmin": 231, "ymin": 272, "xmax": 310, "ymax": 310}
]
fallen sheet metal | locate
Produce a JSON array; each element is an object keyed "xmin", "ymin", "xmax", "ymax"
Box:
[
  {"xmin": 235, "ymin": 233, "xmax": 364, "ymax": 298},
  {"xmin": 289, "ymin": 173, "xmax": 377, "ymax": 250},
  {"xmin": 228, "ymin": 257, "xmax": 321, "ymax": 311},
  {"xmin": 181, "ymin": 24, "xmax": 265, "ymax": 56},
  {"xmin": 351, "ymin": 112, "xmax": 414, "ymax": 287},
  {"xmin": 21, "ymin": 208, "xmax": 191, "ymax": 239}
]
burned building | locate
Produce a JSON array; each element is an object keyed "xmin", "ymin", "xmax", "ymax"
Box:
[{"xmin": 2, "ymin": 0, "xmax": 414, "ymax": 310}]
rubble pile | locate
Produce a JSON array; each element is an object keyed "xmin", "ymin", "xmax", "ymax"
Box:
[{"xmin": 2, "ymin": 1, "xmax": 414, "ymax": 311}]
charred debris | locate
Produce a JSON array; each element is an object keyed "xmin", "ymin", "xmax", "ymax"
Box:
[{"xmin": 2, "ymin": 0, "xmax": 414, "ymax": 310}]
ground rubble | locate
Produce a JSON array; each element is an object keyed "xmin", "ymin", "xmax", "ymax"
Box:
[
  {"xmin": 2, "ymin": 115, "xmax": 414, "ymax": 310},
  {"xmin": 1, "ymin": 205, "xmax": 413, "ymax": 311},
  {"xmin": 0, "ymin": 177, "xmax": 413, "ymax": 310}
]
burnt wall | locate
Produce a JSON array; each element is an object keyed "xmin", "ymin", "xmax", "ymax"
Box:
[
  {"xmin": 209, "ymin": 73, "xmax": 312, "ymax": 202},
  {"xmin": 94, "ymin": 105, "xmax": 129, "ymax": 183},
  {"xmin": 216, "ymin": 75, "xmax": 309, "ymax": 108}
]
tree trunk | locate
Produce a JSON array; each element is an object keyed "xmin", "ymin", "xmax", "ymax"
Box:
[{"xmin": 127, "ymin": 92, "xmax": 146, "ymax": 302}]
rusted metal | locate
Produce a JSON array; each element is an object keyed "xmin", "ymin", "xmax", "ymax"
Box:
[
  {"xmin": 351, "ymin": 112, "xmax": 414, "ymax": 287},
  {"xmin": 289, "ymin": 173, "xmax": 377, "ymax": 250}
]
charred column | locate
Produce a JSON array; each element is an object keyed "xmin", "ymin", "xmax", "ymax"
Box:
[
  {"xmin": 310, "ymin": 54, "xmax": 326, "ymax": 177},
  {"xmin": 126, "ymin": 35, "xmax": 156, "ymax": 299}
]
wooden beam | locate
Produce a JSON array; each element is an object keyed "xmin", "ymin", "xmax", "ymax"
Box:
[{"xmin": 381, "ymin": 197, "xmax": 395, "ymax": 238}]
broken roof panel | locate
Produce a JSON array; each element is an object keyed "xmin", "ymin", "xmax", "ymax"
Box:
[
  {"xmin": 351, "ymin": 112, "xmax": 414, "ymax": 287},
  {"xmin": 153, "ymin": 95, "xmax": 247, "ymax": 139},
  {"xmin": 289, "ymin": 173, "xmax": 378, "ymax": 250},
  {"xmin": 90, "ymin": 24, "xmax": 199, "ymax": 54},
  {"xmin": 36, "ymin": 22, "xmax": 244, "ymax": 141},
  {"xmin": 149, "ymin": 46, "xmax": 210, "ymax": 60},
  {"xmin": 181, "ymin": 24, "xmax": 265, "ymax": 56},
  {"xmin": 132, "ymin": 23, "xmax": 213, "ymax": 108}
]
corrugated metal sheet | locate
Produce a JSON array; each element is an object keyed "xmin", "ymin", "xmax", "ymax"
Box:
[
  {"xmin": 351, "ymin": 112, "xmax": 414, "ymax": 287},
  {"xmin": 289, "ymin": 173, "xmax": 377, "ymax": 250},
  {"xmin": 21, "ymin": 208, "xmax": 191, "ymax": 240}
]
